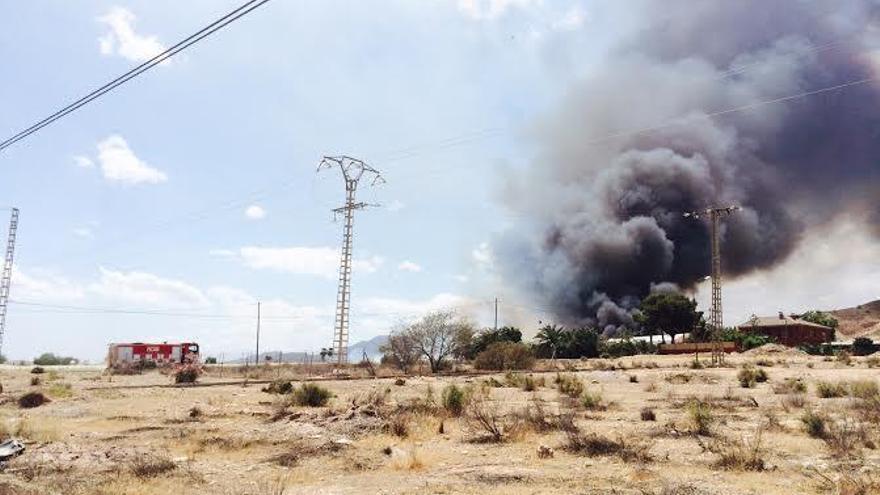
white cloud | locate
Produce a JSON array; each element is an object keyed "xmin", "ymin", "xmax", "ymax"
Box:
[
  {"xmin": 96, "ymin": 135, "xmax": 167, "ymax": 185},
  {"xmin": 359, "ymin": 293, "xmax": 473, "ymax": 319},
  {"xmin": 472, "ymin": 241, "xmax": 494, "ymax": 268},
  {"xmin": 239, "ymin": 246, "xmax": 384, "ymax": 278},
  {"xmin": 552, "ymin": 5, "xmax": 587, "ymax": 31},
  {"xmin": 457, "ymin": 0, "xmax": 542, "ymax": 20},
  {"xmin": 398, "ymin": 260, "xmax": 423, "ymax": 273},
  {"xmin": 245, "ymin": 205, "xmax": 266, "ymax": 220},
  {"xmin": 11, "ymin": 267, "xmax": 85, "ymax": 302},
  {"xmin": 89, "ymin": 267, "xmax": 209, "ymax": 308},
  {"xmin": 209, "ymin": 248, "xmax": 236, "ymax": 259},
  {"xmin": 73, "ymin": 155, "xmax": 94, "ymax": 168},
  {"xmin": 386, "ymin": 200, "xmax": 405, "ymax": 212},
  {"xmin": 97, "ymin": 7, "xmax": 167, "ymax": 63},
  {"xmin": 72, "ymin": 227, "xmax": 94, "ymax": 239}
]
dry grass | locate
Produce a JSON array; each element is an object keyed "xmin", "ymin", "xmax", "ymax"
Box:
[
  {"xmin": 561, "ymin": 418, "xmax": 653, "ymax": 463},
  {"xmin": 130, "ymin": 455, "xmax": 177, "ymax": 478},
  {"xmin": 465, "ymin": 390, "xmax": 524, "ymax": 443},
  {"xmin": 703, "ymin": 427, "xmax": 766, "ymax": 471},
  {"xmin": 816, "ymin": 381, "xmax": 849, "ymax": 398}
]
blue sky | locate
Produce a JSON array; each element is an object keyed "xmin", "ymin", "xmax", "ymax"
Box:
[
  {"xmin": 0, "ymin": 0, "xmax": 624, "ymax": 361},
  {"xmin": 3, "ymin": 1, "xmax": 878, "ymax": 362}
]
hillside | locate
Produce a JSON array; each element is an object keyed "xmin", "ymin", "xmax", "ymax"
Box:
[{"xmin": 829, "ymin": 299, "xmax": 880, "ymax": 340}]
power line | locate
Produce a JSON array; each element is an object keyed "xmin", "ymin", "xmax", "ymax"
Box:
[{"xmin": 0, "ymin": 0, "xmax": 274, "ymax": 153}]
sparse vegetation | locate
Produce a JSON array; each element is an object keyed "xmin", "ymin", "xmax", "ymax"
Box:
[
  {"xmin": 773, "ymin": 378, "xmax": 807, "ymax": 395},
  {"xmin": 291, "ymin": 383, "xmax": 333, "ymax": 407},
  {"xmin": 555, "ymin": 373, "xmax": 585, "ymax": 398},
  {"xmin": 262, "ymin": 379, "xmax": 294, "ymax": 394},
  {"xmin": 441, "ymin": 384, "xmax": 468, "ymax": 416},
  {"xmin": 640, "ymin": 407, "xmax": 656, "ymax": 421},
  {"xmin": 801, "ymin": 410, "xmax": 827, "ymax": 438},
  {"xmin": 580, "ymin": 389, "xmax": 605, "ymax": 410},
  {"xmin": 737, "ymin": 365, "xmax": 768, "ymax": 388},
  {"xmin": 687, "ymin": 399, "xmax": 714, "ymax": 436},
  {"xmin": 18, "ymin": 392, "xmax": 49, "ymax": 409},
  {"xmin": 705, "ymin": 428, "xmax": 766, "ymax": 471},
  {"xmin": 816, "ymin": 381, "xmax": 848, "ymax": 398},
  {"xmin": 130, "ymin": 455, "xmax": 177, "ymax": 478}
]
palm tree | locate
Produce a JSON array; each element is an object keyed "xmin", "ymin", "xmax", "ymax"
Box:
[{"xmin": 534, "ymin": 324, "xmax": 567, "ymax": 359}]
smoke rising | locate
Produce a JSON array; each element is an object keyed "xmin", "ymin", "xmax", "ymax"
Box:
[{"xmin": 496, "ymin": 1, "xmax": 880, "ymax": 333}]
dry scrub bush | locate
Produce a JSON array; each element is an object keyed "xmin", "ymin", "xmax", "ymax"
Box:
[
  {"xmin": 641, "ymin": 407, "xmax": 657, "ymax": 421},
  {"xmin": 773, "ymin": 378, "xmax": 807, "ymax": 395},
  {"xmin": 130, "ymin": 455, "xmax": 177, "ymax": 478},
  {"xmin": 441, "ymin": 384, "xmax": 468, "ymax": 416},
  {"xmin": 18, "ymin": 392, "xmax": 49, "ymax": 409},
  {"xmin": 262, "ymin": 380, "xmax": 293, "ymax": 394},
  {"xmin": 687, "ymin": 399, "xmax": 714, "ymax": 436},
  {"xmin": 291, "ymin": 383, "xmax": 333, "ymax": 407},
  {"xmin": 809, "ymin": 468, "xmax": 880, "ymax": 495},
  {"xmin": 561, "ymin": 417, "xmax": 652, "ymax": 463},
  {"xmin": 737, "ymin": 365, "xmax": 768, "ymax": 388},
  {"xmin": 849, "ymin": 380, "xmax": 879, "ymax": 400},
  {"xmin": 465, "ymin": 390, "xmax": 522, "ymax": 443},
  {"xmin": 781, "ymin": 393, "xmax": 807, "ymax": 411},
  {"xmin": 665, "ymin": 373, "xmax": 693, "ymax": 385},
  {"xmin": 513, "ymin": 397, "xmax": 562, "ymax": 433},
  {"xmin": 580, "ymin": 389, "xmax": 605, "ymax": 411},
  {"xmin": 801, "ymin": 409, "xmax": 827, "ymax": 438},
  {"xmin": 555, "ymin": 373, "xmax": 584, "ymax": 398},
  {"xmin": 823, "ymin": 419, "xmax": 871, "ymax": 458},
  {"xmin": 703, "ymin": 427, "xmax": 766, "ymax": 471},
  {"xmin": 816, "ymin": 381, "xmax": 849, "ymax": 398}
]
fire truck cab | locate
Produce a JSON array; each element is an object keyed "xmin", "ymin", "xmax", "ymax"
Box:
[{"xmin": 107, "ymin": 342, "xmax": 200, "ymax": 368}]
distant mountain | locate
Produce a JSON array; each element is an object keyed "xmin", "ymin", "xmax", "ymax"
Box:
[
  {"xmin": 347, "ymin": 335, "xmax": 388, "ymax": 361},
  {"xmin": 224, "ymin": 335, "xmax": 388, "ymax": 364},
  {"xmin": 830, "ymin": 299, "xmax": 880, "ymax": 340}
]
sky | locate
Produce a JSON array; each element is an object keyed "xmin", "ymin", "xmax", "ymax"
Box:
[{"xmin": 0, "ymin": 1, "xmax": 877, "ymax": 362}]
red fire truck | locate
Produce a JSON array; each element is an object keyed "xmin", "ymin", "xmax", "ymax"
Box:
[{"xmin": 107, "ymin": 342, "xmax": 200, "ymax": 368}]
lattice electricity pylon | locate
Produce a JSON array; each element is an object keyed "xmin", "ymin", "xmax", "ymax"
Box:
[
  {"xmin": 0, "ymin": 208, "xmax": 20, "ymax": 357},
  {"xmin": 317, "ymin": 156, "xmax": 384, "ymax": 365},
  {"xmin": 684, "ymin": 205, "xmax": 740, "ymax": 364}
]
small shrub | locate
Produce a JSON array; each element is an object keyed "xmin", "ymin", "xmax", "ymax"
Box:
[
  {"xmin": 130, "ymin": 455, "xmax": 177, "ymax": 478},
  {"xmin": 665, "ymin": 373, "xmax": 692, "ymax": 384},
  {"xmin": 521, "ymin": 375, "xmax": 539, "ymax": 392},
  {"xmin": 465, "ymin": 390, "xmax": 521, "ymax": 443},
  {"xmin": 773, "ymin": 378, "xmax": 807, "ymax": 395},
  {"xmin": 291, "ymin": 383, "xmax": 333, "ymax": 407},
  {"xmin": 823, "ymin": 419, "xmax": 869, "ymax": 458},
  {"xmin": 782, "ymin": 393, "xmax": 807, "ymax": 410},
  {"xmin": 629, "ymin": 375, "xmax": 638, "ymax": 383},
  {"xmin": 441, "ymin": 384, "xmax": 468, "ymax": 416},
  {"xmin": 852, "ymin": 337, "xmax": 875, "ymax": 356},
  {"xmin": 262, "ymin": 380, "xmax": 293, "ymax": 395},
  {"xmin": 385, "ymin": 413, "xmax": 410, "ymax": 438},
  {"xmin": 801, "ymin": 410, "xmax": 827, "ymax": 438},
  {"xmin": 30, "ymin": 377, "xmax": 40, "ymax": 386},
  {"xmin": 690, "ymin": 357, "xmax": 704, "ymax": 369},
  {"xmin": 188, "ymin": 406, "xmax": 203, "ymax": 418},
  {"xmin": 483, "ymin": 377, "xmax": 503, "ymax": 388},
  {"xmin": 849, "ymin": 380, "xmax": 879, "ymax": 399},
  {"xmin": 555, "ymin": 373, "xmax": 584, "ymax": 398},
  {"xmin": 394, "ymin": 378, "xmax": 406, "ymax": 386},
  {"xmin": 174, "ymin": 364, "xmax": 200, "ymax": 384},
  {"xmin": 46, "ymin": 383, "xmax": 73, "ymax": 399},
  {"xmin": 204, "ymin": 357, "xmax": 218, "ymax": 364},
  {"xmin": 706, "ymin": 428, "xmax": 766, "ymax": 471},
  {"xmin": 866, "ymin": 356, "xmax": 880, "ymax": 368},
  {"xmin": 737, "ymin": 365, "xmax": 767, "ymax": 388},
  {"xmin": 816, "ymin": 381, "xmax": 848, "ymax": 398},
  {"xmin": 563, "ymin": 426, "xmax": 652, "ymax": 463},
  {"xmin": 640, "ymin": 407, "xmax": 656, "ymax": 421},
  {"xmin": 836, "ymin": 350, "xmax": 853, "ymax": 366},
  {"xmin": 473, "ymin": 342, "xmax": 535, "ymax": 370},
  {"xmin": 687, "ymin": 399, "xmax": 714, "ymax": 436},
  {"xmin": 30, "ymin": 367, "xmax": 45, "ymax": 374},
  {"xmin": 18, "ymin": 392, "xmax": 49, "ymax": 409},
  {"xmin": 580, "ymin": 389, "xmax": 605, "ymax": 411}
]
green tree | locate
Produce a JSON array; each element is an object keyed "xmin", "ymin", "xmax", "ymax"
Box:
[
  {"xmin": 466, "ymin": 326, "xmax": 522, "ymax": 359},
  {"xmin": 637, "ymin": 292, "xmax": 702, "ymax": 344},
  {"xmin": 405, "ymin": 310, "xmax": 475, "ymax": 373},
  {"xmin": 533, "ymin": 324, "xmax": 567, "ymax": 359}
]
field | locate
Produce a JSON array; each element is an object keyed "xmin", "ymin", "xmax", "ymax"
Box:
[{"xmin": 1, "ymin": 349, "xmax": 879, "ymax": 494}]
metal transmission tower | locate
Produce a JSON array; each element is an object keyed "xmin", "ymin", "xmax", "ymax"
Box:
[
  {"xmin": 317, "ymin": 156, "xmax": 384, "ymax": 365},
  {"xmin": 0, "ymin": 208, "xmax": 20, "ymax": 356},
  {"xmin": 684, "ymin": 205, "xmax": 740, "ymax": 364}
]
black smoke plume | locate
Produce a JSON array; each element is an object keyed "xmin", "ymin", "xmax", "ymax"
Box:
[{"xmin": 496, "ymin": 1, "xmax": 880, "ymax": 334}]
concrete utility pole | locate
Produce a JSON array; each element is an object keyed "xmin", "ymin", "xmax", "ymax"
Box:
[
  {"xmin": 684, "ymin": 205, "xmax": 740, "ymax": 364},
  {"xmin": 317, "ymin": 156, "xmax": 384, "ymax": 366},
  {"xmin": 255, "ymin": 301, "xmax": 261, "ymax": 366},
  {"xmin": 0, "ymin": 208, "xmax": 19, "ymax": 357}
]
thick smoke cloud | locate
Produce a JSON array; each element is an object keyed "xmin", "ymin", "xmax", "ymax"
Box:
[{"xmin": 496, "ymin": 1, "xmax": 880, "ymax": 333}]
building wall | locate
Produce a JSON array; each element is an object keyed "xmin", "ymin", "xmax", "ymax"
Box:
[{"xmin": 742, "ymin": 324, "xmax": 832, "ymax": 346}]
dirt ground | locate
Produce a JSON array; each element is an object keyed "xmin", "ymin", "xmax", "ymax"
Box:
[{"xmin": 0, "ymin": 351, "xmax": 878, "ymax": 495}]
